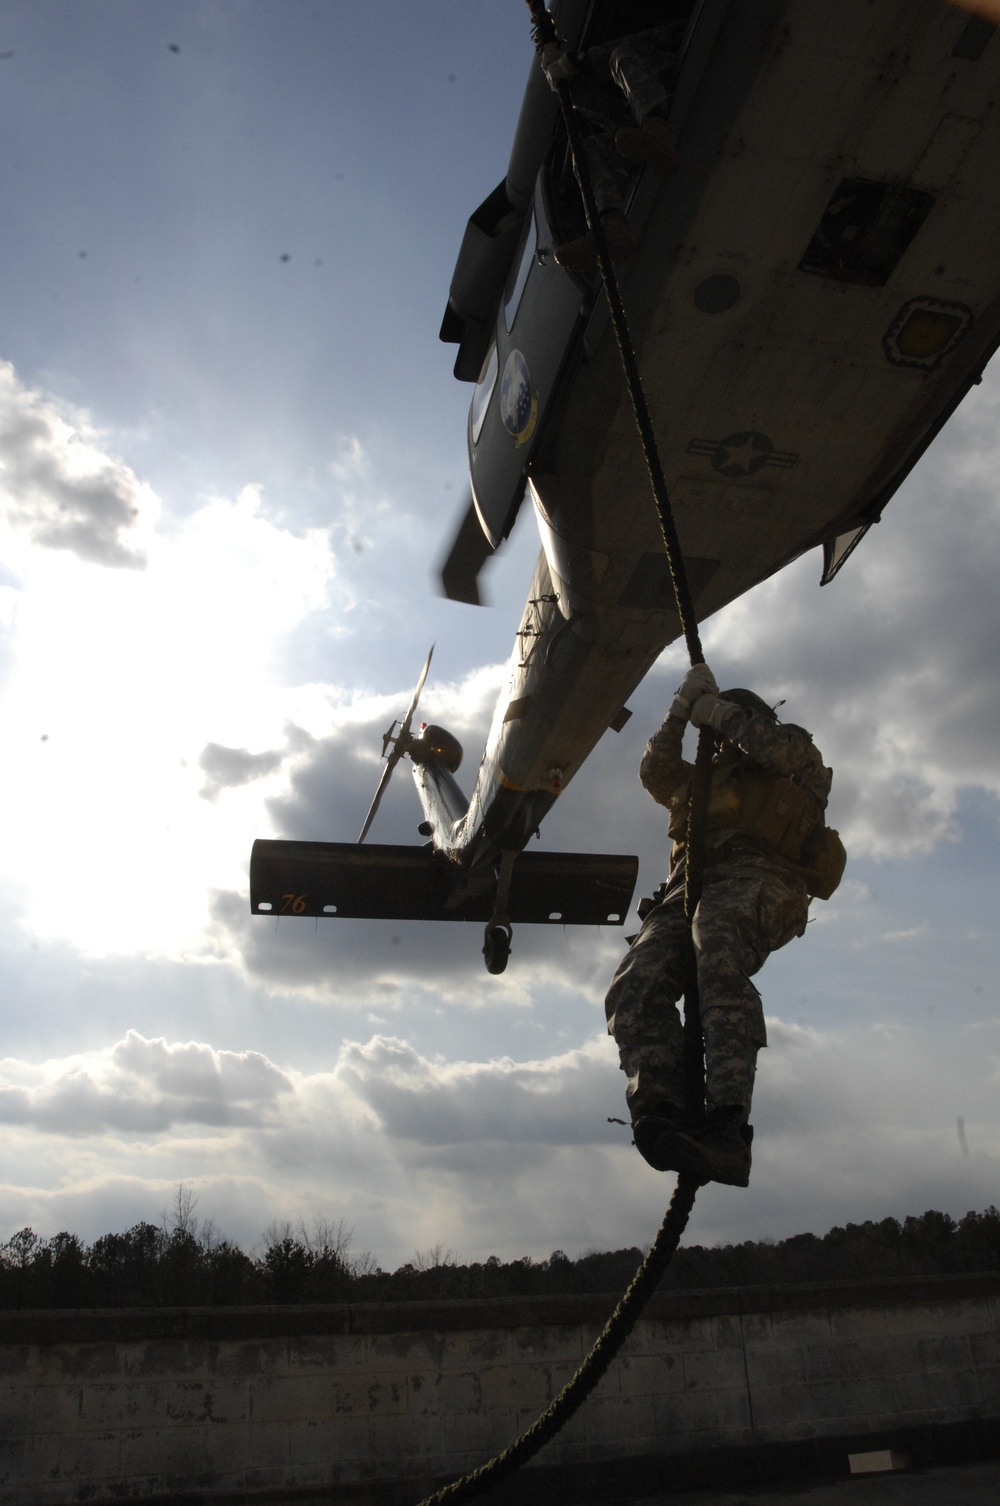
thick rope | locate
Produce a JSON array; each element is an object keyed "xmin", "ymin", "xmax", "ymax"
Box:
[
  {"xmin": 414, "ymin": 1176, "xmax": 698, "ymax": 1506},
  {"xmin": 526, "ymin": 7, "xmax": 698, "ymax": 659},
  {"xmin": 409, "ymin": 13, "xmax": 715, "ymax": 1502},
  {"xmin": 525, "ymin": 1, "xmax": 713, "ymax": 1090}
]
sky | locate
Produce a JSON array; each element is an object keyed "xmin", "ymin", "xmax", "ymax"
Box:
[{"xmin": 0, "ymin": 1, "xmax": 997, "ymax": 1273}]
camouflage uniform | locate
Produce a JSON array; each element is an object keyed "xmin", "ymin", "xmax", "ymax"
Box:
[
  {"xmin": 567, "ymin": 25, "xmax": 680, "ymax": 216},
  {"xmin": 579, "ymin": 24, "xmax": 679, "ymax": 128},
  {"xmin": 605, "ymin": 702, "xmax": 832, "ymax": 1123}
]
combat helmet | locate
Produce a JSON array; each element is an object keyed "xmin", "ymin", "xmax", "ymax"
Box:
[{"xmin": 717, "ymin": 689, "xmax": 779, "ymax": 722}]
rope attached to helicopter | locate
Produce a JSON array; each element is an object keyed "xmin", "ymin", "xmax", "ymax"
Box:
[{"xmin": 411, "ymin": 6, "xmax": 715, "ymax": 1502}]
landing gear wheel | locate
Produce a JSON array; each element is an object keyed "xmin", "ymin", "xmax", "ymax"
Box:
[{"xmin": 483, "ymin": 924, "xmax": 512, "ymax": 975}]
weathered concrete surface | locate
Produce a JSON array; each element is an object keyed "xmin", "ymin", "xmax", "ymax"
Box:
[
  {"xmin": 0, "ymin": 1274, "xmax": 996, "ymax": 1505},
  {"xmin": 632, "ymin": 1459, "xmax": 1000, "ymax": 1506}
]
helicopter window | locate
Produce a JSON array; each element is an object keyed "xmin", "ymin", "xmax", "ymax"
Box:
[
  {"xmin": 470, "ymin": 338, "xmax": 498, "ymax": 444},
  {"xmin": 799, "ymin": 179, "xmax": 935, "ymax": 287},
  {"xmin": 542, "ymin": 128, "xmax": 597, "ymax": 255},
  {"xmin": 504, "ymin": 213, "xmax": 536, "ymax": 332}
]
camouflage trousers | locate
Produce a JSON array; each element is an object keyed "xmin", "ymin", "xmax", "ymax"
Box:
[
  {"xmin": 605, "ymin": 857, "xmax": 810, "ymax": 1122},
  {"xmin": 568, "ymin": 25, "xmax": 678, "ymax": 216},
  {"xmin": 581, "ymin": 24, "xmax": 678, "ymax": 126}
]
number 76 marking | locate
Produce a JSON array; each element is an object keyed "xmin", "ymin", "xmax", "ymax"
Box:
[{"xmin": 281, "ymin": 893, "xmax": 308, "ymax": 913}]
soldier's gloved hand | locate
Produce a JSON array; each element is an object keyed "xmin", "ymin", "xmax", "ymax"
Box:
[
  {"xmin": 541, "ymin": 43, "xmax": 576, "ymax": 90},
  {"xmin": 690, "ymin": 692, "xmax": 732, "ymax": 732},
  {"xmin": 669, "ymin": 662, "xmax": 718, "ymax": 721}
]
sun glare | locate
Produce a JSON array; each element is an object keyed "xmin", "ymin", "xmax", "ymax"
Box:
[{"xmin": 0, "ymin": 487, "xmax": 335, "ymax": 956}]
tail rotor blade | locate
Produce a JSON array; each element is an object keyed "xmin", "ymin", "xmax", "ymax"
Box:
[
  {"xmin": 398, "ymin": 644, "xmax": 434, "ymax": 741},
  {"xmin": 358, "ymin": 748, "xmax": 401, "ymax": 844},
  {"xmin": 357, "ymin": 645, "xmax": 435, "ymax": 844}
]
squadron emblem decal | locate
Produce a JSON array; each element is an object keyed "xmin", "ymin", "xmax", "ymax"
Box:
[
  {"xmin": 883, "ymin": 297, "xmax": 972, "ymax": 370},
  {"xmin": 687, "ymin": 430, "xmax": 799, "ymax": 477},
  {"xmin": 500, "ymin": 350, "xmax": 538, "ymax": 449}
]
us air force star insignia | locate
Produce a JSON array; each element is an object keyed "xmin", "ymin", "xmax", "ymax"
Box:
[{"xmin": 686, "ymin": 430, "xmax": 799, "ymax": 477}]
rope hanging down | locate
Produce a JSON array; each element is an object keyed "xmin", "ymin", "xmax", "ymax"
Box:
[
  {"xmin": 412, "ymin": 9, "xmax": 715, "ymax": 1501},
  {"xmin": 413, "ymin": 1178, "xmax": 697, "ymax": 1506},
  {"xmin": 523, "ymin": 0, "xmax": 715, "ymax": 1096}
]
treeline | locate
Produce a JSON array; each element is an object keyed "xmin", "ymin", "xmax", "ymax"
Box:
[{"xmin": 0, "ymin": 1205, "xmax": 997, "ymax": 1311}]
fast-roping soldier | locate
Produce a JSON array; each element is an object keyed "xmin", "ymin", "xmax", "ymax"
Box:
[{"xmin": 605, "ymin": 663, "xmax": 845, "ymax": 1187}]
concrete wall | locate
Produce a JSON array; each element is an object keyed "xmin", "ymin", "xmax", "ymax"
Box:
[{"xmin": 0, "ymin": 1273, "xmax": 996, "ymax": 1505}]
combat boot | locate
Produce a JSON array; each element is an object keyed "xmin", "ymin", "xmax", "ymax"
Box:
[
  {"xmin": 632, "ymin": 1107, "xmax": 752, "ymax": 1187},
  {"xmin": 614, "ymin": 114, "xmax": 677, "ymax": 173},
  {"xmin": 554, "ymin": 211, "xmax": 636, "ymax": 273},
  {"xmin": 631, "ymin": 1104, "xmax": 689, "ymax": 1169}
]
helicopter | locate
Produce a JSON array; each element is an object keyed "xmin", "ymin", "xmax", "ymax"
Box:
[{"xmin": 251, "ymin": 0, "xmax": 1000, "ymax": 973}]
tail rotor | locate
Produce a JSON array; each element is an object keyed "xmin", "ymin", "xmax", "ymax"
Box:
[{"xmin": 357, "ymin": 645, "xmax": 434, "ymax": 843}]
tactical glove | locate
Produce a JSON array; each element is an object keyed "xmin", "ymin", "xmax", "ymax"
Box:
[
  {"xmin": 669, "ymin": 662, "xmax": 718, "ymax": 721},
  {"xmin": 541, "ymin": 43, "xmax": 577, "ymax": 89},
  {"xmin": 690, "ymin": 693, "xmax": 732, "ymax": 732}
]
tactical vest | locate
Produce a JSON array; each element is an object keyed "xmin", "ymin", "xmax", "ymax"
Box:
[{"xmin": 667, "ymin": 760, "xmax": 845, "ymax": 899}]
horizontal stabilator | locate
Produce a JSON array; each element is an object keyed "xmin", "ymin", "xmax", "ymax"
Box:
[{"xmin": 250, "ymin": 840, "xmax": 637, "ymax": 926}]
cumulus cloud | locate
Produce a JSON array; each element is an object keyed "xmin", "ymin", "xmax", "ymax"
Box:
[
  {"xmin": 0, "ymin": 1031, "xmax": 292, "ymax": 1135},
  {"xmin": 0, "ymin": 1019, "xmax": 996, "ymax": 1265},
  {"xmin": 199, "ymin": 742, "xmax": 285, "ymax": 802},
  {"xmin": 337, "ymin": 1034, "xmax": 611, "ymax": 1149},
  {"xmin": 0, "ymin": 1027, "xmax": 630, "ymax": 1258},
  {"xmin": 0, "ymin": 361, "xmax": 151, "ymax": 568}
]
